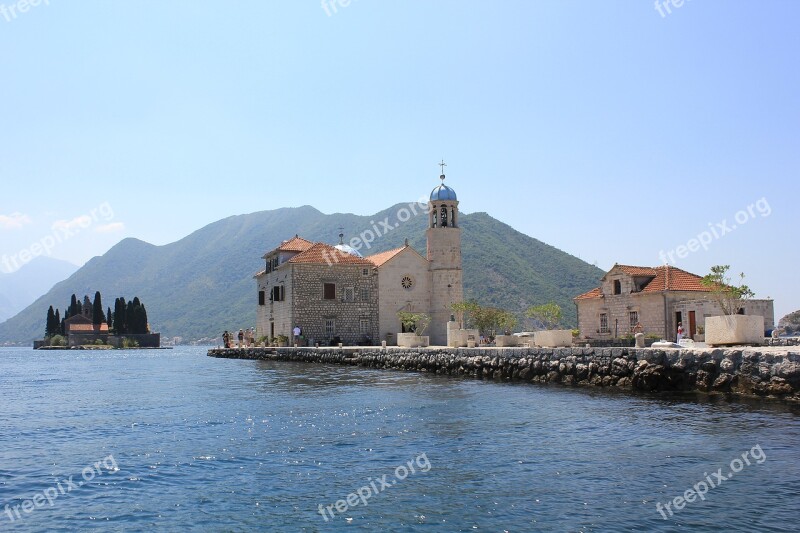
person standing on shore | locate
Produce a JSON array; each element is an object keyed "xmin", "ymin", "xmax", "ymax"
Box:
[
  {"xmin": 677, "ymin": 322, "xmax": 684, "ymax": 343},
  {"xmin": 238, "ymin": 329, "xmax": 244, "ymax": 348},
  {"xmin": 293, "ymin": 325, "xmax": 301, "ymax": 344},
  {"xmin": 222, "ymin": 330, "xmax": 230, "ymax": 349}
]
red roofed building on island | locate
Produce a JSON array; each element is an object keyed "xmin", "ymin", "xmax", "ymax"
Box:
[
  {"xmin": 574, "ymin": 264, "xmax": 774, "ymax": 342},
  {"xmin": 255, "ymin": 170, "xmax": 463, "ymax": 346}
]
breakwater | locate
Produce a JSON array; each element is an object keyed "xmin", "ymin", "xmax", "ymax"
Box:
[{"xmin": 208, "ymin": 346, "xmax": 800, "ymax": 401}]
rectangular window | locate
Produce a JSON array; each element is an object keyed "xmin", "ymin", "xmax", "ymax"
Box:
[
  {"xmin": 629, "ymin": 311, "xmax": 638, "ymax": 329},
  {"xmin": 600, "ymin": 313, "xmax": 609, "ymax": 334},
  {"xmin": 360, "ymin": 288, "xmax": 369, "ymax": 301},
  {"xmin": 613, "ymin": 279, "xmax": 621, "ymax": 295},
  {"xmin": 344, "ymin": 287, "xmax": 354, "ymax": 302},
  {"xmin": 360, "ymin": 319, "xmax": 369, "ymax": 335},
  {"xmin": 323, "ymin": 283, "xmax": 336, "ymax": 300},
  {"xmin": 272, "ymin": 286, "xmax": 284, "ymax": 302},
  {"xmin": 258, "ymin": 291, "xmax": 265, "ymax": 306},
  {"xmin": 362, "ymin": 268, "xmax": 369, "ymax": 277},
  {"xmin": 325, "ymin": 319, "xmax": 335, "ymax": 336}
]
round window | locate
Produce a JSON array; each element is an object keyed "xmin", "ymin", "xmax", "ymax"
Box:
[{"xmin": 401, "ymin": 275, "xmax": 414, "ymax": 290}]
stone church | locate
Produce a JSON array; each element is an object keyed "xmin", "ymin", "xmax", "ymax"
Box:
[{"xmin": 255, "ymin": 172, "xmax": 463, "ymax": 346}]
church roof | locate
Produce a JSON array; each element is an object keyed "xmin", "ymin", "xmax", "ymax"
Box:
[
  {"xmin": 366, "ymin": 246, "xmax": 407, "ymax": 267},
  {"xmin": 287, "ymin": 242, "xmax": 375, "ymax": 265},
  {"xmin": 64, "ymin": 314, "xmax": 92, "ymax": 324},
  {"xmin": 430, "ymin": 183, "xmax": 457, "ymax": 201}
]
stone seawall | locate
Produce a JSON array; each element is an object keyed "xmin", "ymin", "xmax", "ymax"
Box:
[{"xmin": 207, "ymin": 346, "xmax": 800, "ymax": 401}]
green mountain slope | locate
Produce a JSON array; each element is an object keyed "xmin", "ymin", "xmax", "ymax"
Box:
[{"xmin": 0, "ymin": 204, "xmax": 603, "ymax": 343}]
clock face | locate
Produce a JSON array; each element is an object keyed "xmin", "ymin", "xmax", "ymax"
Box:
[{"xmin": 401, "ymin": 275, "xmax": 414, "ymax": 290}]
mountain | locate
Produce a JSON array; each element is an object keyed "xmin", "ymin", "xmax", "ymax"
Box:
[
  {"xmin": 778, "ymin": 310, "xmax": 800, "ymax": 336},
  {"xmin": 0, "ymin": 257, "xmax": 79, "ymax": 323},
  {"xmin": 0, "ymin": 204, "xmax": 604, "ymax": 343}
]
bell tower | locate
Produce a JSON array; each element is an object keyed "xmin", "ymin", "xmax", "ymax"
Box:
[{"xmin": 426, "ymin": 161, "xmax": 463, "ymax": 345}]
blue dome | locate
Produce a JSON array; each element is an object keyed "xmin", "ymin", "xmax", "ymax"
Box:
[{"xmin": 430, "ymin": 183, "xmax": 457, "ymax": 201}]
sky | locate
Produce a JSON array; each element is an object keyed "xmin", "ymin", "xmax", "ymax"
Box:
[{"xmin": 0, "ymin": 0, "xmax": 798, "ymax": 320}]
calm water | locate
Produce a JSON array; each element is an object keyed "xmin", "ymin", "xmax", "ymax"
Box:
[{"xmin": 0, "ymin": 347, "xmax": 798, "ymax": 532}]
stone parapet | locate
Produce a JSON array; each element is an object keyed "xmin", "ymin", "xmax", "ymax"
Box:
[{"xmin": 208, "ymin": 345, "xmax": 800, "ymax": 401}]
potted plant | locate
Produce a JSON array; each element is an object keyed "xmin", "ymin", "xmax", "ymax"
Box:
[
  {"xmin": 396, "ymin": 312, "xmax": 431, "ymax": 348},
  {"xmin": 494, "ymin": 310, "xmax": 519, "ymax": 347},
  {"xmin": 449, "ymin": 300, "xmax": 481, "ymax": 347},
  {"xmin": 702, "ymin": 265, "xmax": 763, "ymax": 346},
  {"xmin": 275, "ymin": 334, "xmax": 289, "ymax": 347},
  {"xmin": 526, "ymin": 303, "xmax": 573, "ymax": 347}
]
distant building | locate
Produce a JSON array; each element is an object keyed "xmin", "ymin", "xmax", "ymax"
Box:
[
  {"xmin": 64, "ymin": 299, "xmax": 109, "ymax": 347},
  {"xmin": 255, "ymin": 172, "xmax": 463, "ymax": 346},
  {"xmin": 574, "ymin": 264, "xmax": 774, "ymax": 341}
]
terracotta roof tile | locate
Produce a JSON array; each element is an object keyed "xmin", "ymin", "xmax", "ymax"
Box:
[
  {"xmin": 574, "ymin": 287, "xmax": 603, "ymax": 300},
  {"xmin": 287, "ymin": 242, "xmax": 375, "ymax": 265},
  {"xmin": 277, "ymin": 235, "xmax": 314, "ymax": 252},
  {"xmin": 640, "ymin": 265, "xmax": 711, "ymax": 293},
  {"xmin": 616, "ymin": 264, "xmax": 659, "ymax": 277},
  {"xmin": 366, "ymin": 246, "xmax": 407, "ymax": 267},
  {"xmin": 576, "ymin": 264, "xmax": 713, "ymax": 300}
]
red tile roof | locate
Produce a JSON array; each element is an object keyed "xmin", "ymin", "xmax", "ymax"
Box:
[
  {"xmin": 366, "ymin": 246, "xmax": 407, "ymax": 267},
  {"xmin": 574, "ymin": 287, "xmax": 603, "ymax": 300},
  {"xmin": 277, "ymin": 235, "xmax": 314, "ymax": 253},
  {"xmin": 287, "ymin": 242, "xmax": 375, "ymax": 265},
  {"xmin": 576, "ymin": 264, "xmax": 713, "ymax": 300},
  {"xmin": 615, "ymin": 264, "xmax": 659, "ymax": 277},
  {"xmin": 640, "ymin": 265, "xmax": 711, "ymax": 293}
]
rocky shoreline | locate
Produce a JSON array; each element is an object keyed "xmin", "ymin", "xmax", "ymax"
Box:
[{"xmin": 207, "ymin": 346, "xmax": 800, "ymax": 402}]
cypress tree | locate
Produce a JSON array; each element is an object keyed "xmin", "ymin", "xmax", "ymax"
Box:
[
  {"xmin": 107, "ymin": 306, "xmax": 113, "ymax": 328},
  {"xmin": 92, "ymin": 291, "xmax": 105, "ymax": 325},
  {"xmin": 140, "ymin": 304, "xmax": 148, "ymax": 333},
  {"xmin": 70, "ymin": 294, "xmax": 79, "ymax": 317},
  {"xmin": 126, "ymin": 300, "xmax": 135, "ymax": 333},
  {"xmin": 54, "ymin": 309, "xmax": 61, "ymax": 335},
  {"xmin": 114, "ymin": 297, "xmax": 126, "ymax": 334},
  {"xmin": 46, "ymin": 306, "xmax": 55, "ymax": 337}
]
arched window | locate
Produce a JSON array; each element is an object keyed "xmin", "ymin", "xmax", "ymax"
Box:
[
  {"xmin": 441, "ymin": 206, "xmax": 448, "ymax": 227},
  {"xmin": 451, "ymin": 207, "xmax": 456, "ymax": 228},
  {"xmin": 432, "ymin": 207, "xmax": 437, "ymax": 228}
]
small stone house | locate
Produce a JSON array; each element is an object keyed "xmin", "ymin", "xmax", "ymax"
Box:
[{"xmin": 574, "ymin": 264, "xmax": 774, "ymax": 341}]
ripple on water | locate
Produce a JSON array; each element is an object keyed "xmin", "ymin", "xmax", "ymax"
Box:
[{"xmin": 0, "ymin": 346, "xmax": 798, "ymax": 531}]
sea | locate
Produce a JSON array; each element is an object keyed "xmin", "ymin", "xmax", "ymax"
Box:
[{"xmin": 0, "ymin": 346, "xmax": 798, "ymax": 532}]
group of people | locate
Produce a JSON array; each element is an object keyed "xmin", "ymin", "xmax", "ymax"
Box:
[{"xmin": 222, "ymin": 328, "xmax": 255, "ymax": 348}]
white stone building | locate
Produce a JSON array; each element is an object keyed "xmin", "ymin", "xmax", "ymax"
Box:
[{"xmin": 255, "ymin": 173, "xmax": 463, "ymax": 346}]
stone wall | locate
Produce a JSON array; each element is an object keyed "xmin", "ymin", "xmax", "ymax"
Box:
[{"xmin": 208, "ymin": 345, "xmax": 800, "ymax": 401}]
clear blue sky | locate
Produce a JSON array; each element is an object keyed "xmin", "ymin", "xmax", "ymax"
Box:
[{"xmin": 1, "ymin": 1, "xmax": 797, "ymax": 319}]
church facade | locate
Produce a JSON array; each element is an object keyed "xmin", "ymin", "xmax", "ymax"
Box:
[{"xmin": 255, "ymin": 173, "xmax": 463, "ymax": 346}]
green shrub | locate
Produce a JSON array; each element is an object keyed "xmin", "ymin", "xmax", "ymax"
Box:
[
  {"xmin": 50, "ymin": 335, "xmax": 66, "ymax": 347},
  {"xmin": 122, "ymin": 337, "xmax": 139, "ymax": 348}
]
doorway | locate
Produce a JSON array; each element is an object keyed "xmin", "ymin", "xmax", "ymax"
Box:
[
  {"xmin": 689, "ymin": 311, "xmax": 697, "ymax": 339},
  {"xmin": 675, "ymin": 311, "xmax": 682, "ymax": 340}
]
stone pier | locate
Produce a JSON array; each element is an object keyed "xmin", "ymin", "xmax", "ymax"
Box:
[{"xmin": 207, "ymin": 346, "xmax": 800, "ymax": 401}]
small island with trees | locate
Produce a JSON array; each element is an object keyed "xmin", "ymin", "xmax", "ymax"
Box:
[{"xmin": 36, "ymin": 292, "xmax": 160, "ymax": 349}]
